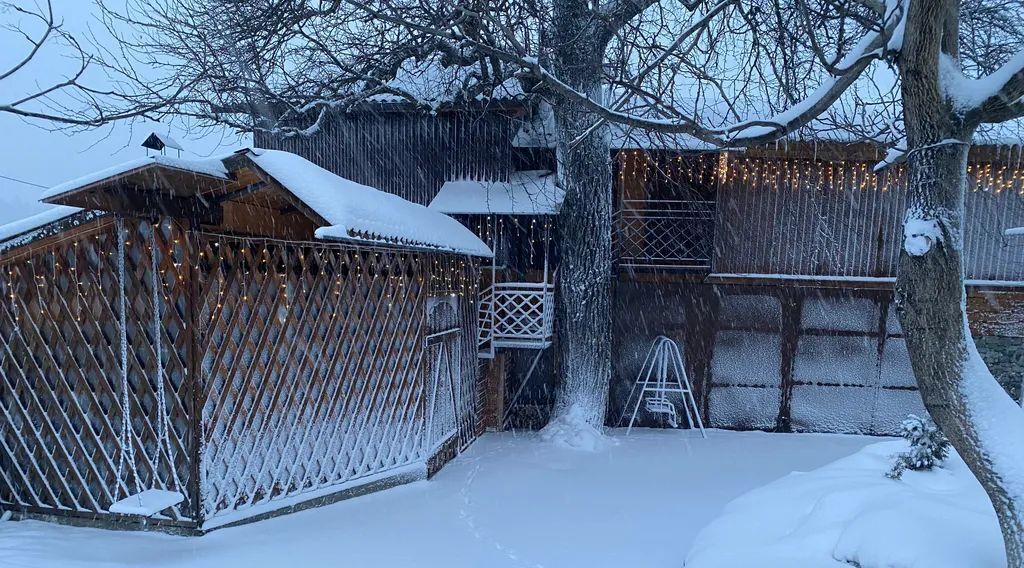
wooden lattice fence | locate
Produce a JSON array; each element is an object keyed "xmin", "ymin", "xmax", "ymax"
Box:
[
  {"xmin": 196, "ymin": 235, "xmax": 481, "ymax": 522},
  {"xmin": 0, "ymin": 217, "xmax": 195, "ymax": 525},
  {"xmin": 0, "ymin": 217, "xmax": 484, "ymax": 531}
]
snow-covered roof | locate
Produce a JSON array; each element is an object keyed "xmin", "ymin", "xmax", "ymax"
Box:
[
  {"xmin": 430, "ymin": 171, "xmax": 564, "ymax": 216},
  {"xmin": 41, "ymin": 155, "xmax": 231, "ymax": 202},
  {"xmin": 0, "ymin": 206, "xmax": 84, "ymax": 248},
  {"xmin": 243, "ymin": 149, "xmax": 492, "ymax": 256},
  {"xmin": 1, "ymin": 149, "xmax": 490, "ymax": 258}
]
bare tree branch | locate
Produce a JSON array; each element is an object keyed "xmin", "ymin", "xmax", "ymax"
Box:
[{"xmin": 0, "ymin": 0, "xmax": 195, "ymax": 127}]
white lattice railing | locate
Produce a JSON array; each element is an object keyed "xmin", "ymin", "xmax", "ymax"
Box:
[
  {"xmin": 478, "ymin": 282, "xmax": 554, "ymax": 353},
  {"xmin": 614, "ymin": 199, "xmax": 715, "ymax": 269}
]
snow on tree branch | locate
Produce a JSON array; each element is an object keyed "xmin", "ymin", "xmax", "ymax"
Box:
[
  {"xmin": 526, "ymin": 1, "xmax": 905, "ymax": 147},
  {"xmin": 958, "ymin": 49, "xmax": 1024, "ymax": 124}
]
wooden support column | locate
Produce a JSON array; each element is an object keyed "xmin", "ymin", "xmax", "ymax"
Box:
[
  {"xmin": 184, "ymin": 220, "xmax": 204, "ymax": 527},
  {"xmin": 776, "ymin": 290, "xmax": 802, "ymax": 433},
  {"xmin": 482, "ymin": 353, "xmax": 508, "ymax": 431},
  {"xmin": 685, "ymin": 283, "xmax": 720, "ymax": 425}
]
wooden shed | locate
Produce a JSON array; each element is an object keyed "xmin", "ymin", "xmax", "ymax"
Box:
[{"xmin": 0, "ymin": 149, "xmax": 491, "ymax": 533}]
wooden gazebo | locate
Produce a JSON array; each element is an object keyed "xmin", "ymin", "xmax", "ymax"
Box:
[{"xmin": 0, "ymin": 149, "xmax": 491, "ymax": 533}]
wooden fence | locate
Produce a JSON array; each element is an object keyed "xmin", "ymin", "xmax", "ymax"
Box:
[
  {"xmin": 0, "ymin": 218, "xmax": 483, "ymax": 530},
  {"xmin": 0, "ymin": 217, "xmax": 195, "ymax": 525},
  {"xmin": 196, "ymin": 235, "xmax": 434, "ymax": 520}
]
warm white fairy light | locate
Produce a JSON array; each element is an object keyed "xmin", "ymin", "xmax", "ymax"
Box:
[{"xmin": 613, "ymin": 149, "xmax": 1024, "ymax": 195}]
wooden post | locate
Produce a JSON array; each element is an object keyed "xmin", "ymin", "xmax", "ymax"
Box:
[
  {"xmin": 685, "ymin": 282, "xmax": 719, "ymax": 425},
  {"xmin": 184, "ymin": 220, "xmax": 204, "ymax": 528},
  {"xmin": 482, "ymin": 353, "xmax": 508, "ymax": 431},
  {"xmin": 776, "ymin": 289, "xmax": 802, "ymax": 433}
]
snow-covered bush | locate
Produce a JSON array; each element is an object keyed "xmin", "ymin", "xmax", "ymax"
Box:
[{"xmin": 887, "ymin": 414, "xmax": 950, "ymax": 479}]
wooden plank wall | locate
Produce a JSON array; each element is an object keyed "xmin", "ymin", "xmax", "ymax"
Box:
[
  {"xmin": 0, "ymin": 217, "xmax": 196, "ymax": 526},
  {"xmin": 255, "ymin": 112, "xmax": 518, "ymax": 205},
  {"xmin": 612, "ymin": 279, "xmax": 1023, "ymax": 435},
  {"xmin": 264, "ymin": 116, "xmax": 1024, "ymax": 280},
  {"xmin": 712, "ymin": 156, "xmax": 1024, "ymax": 280}
]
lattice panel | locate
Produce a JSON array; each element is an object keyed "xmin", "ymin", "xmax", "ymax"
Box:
[
  {"xmin": 491, "ymin": 286, "xmax": 554, "ymax": 341},
  {"xmin": 615, "ymin": 201, "xmax": 715, "ymax": 268},
  {"xmin": 0, "ymin": 217, "xmax": 195, "ymax": 523},
  {"xmin": 456, "ymin": 289, "xmax": 485, "ymax": 449},
  {"xmin": 198, "ymin": 237, "xmax": 431, "ymax": 520}
]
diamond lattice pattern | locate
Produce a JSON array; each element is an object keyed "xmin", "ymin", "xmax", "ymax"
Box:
[
  {"xmin": 0, "ymin": 217, "xmax": 194, "ymax": 523},
  {"xmin": 197, "ymin": 237, "xmax": 433, "ymax": 521}
]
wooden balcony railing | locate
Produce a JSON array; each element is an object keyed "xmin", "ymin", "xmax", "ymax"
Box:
[
  {"xmin": 614, "ymin": 199, "xmax": 715, "ymax": 269},
  {"xmin": 478, "ymin": 281, "xmax": 555, "ymax": 357}
]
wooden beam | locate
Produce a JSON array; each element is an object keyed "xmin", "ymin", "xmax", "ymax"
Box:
[
  {"xmin": 776, "ymin": 291, "xmax": 802, "ymax": 433},
  {"xmin": 213, "ymin": 181, "xmax": 269, "ymax": 204},
  {"xmin": 105, "ymin": 186, "xmax": 223, "ymax": 225}
]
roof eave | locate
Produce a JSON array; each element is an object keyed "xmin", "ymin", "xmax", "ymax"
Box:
[
  {"xmin": 41, "ymin": 163, "xmax": 231, "ymax": 207},
  {"xmin": 315, "ymin": 230, "xmax": 493, "ymax": 258}
]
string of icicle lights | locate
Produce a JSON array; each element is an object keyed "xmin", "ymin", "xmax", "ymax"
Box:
[
  {"xmin": 4, "ymin": 220, "xmax": 479, "ymax": 329},
  {"xmin": 615, "ymin": 150, "xmax": 1024, "ymax": 195}
]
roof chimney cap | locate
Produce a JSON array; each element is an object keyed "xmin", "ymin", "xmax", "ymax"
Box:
[{"xmin": 142, "ymin": 132, "xmax": 184, "ymax": 154}]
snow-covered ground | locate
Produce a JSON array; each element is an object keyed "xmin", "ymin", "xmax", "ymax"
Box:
[
  {"xmin": 686, "ymin": 440, "xmax": 1003, "ymax": 568},
  {"xmin": 0, "ymin": 429, "xmax": 873, "ymax": 568}
]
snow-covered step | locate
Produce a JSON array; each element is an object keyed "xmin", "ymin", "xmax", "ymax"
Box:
[{"xmin": 109, "ymin": 489, "xmax": 184, "ymax": 516}]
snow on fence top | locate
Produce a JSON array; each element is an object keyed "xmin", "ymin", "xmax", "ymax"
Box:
[
  {"xmin": 1007, "ymin": 227, "xmax": 1024, "ymax": 237},
  {"xmin": 244, "ymin": 149, "xmax": 493, "ymax": 256},
  {"xmin": 429, "ymin": 170, "xmax": 564, "ymax": 216},
  {"xmin": 40, "ymin": 154, "xmax": 231, "ymax": 202}
]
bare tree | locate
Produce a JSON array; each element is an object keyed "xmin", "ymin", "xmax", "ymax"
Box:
[
  {"xmin": 103, "ymin": 1, "xmax": 1024, "ymax": 559},
  {"xmin": 0, "ymin": 0, "xmax": 197, "ymax": 127}
]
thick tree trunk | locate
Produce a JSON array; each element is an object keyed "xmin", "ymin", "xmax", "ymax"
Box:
[
  {"xmin": 898, "ymin": 3, "xmax": 1024, "ymax": 560},
  {"xmin": 895, "ymin": 141, "xmax": 1024, "ymax": 566},
  {"xmin": 545, "ymin": 0, "xmax": 614, "ymax": 435},
  {"xmin": 550, "ymin": 100, "xmax": 613, "ymax": 430}
]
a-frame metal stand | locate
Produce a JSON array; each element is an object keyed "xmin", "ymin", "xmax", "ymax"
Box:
[{"xmin": 624, "ymin": 336, "xmax": 706, "ymax": 437}]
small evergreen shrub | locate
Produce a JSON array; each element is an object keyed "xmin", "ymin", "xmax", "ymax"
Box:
[{"xmin": 887, "ymin": 414, "xmax": 950, "ymax": 479}]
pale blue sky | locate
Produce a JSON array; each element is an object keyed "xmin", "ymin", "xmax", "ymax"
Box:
[{"xmin": 0, "ymin": 0, "xmax": 243, "ymax": 224}]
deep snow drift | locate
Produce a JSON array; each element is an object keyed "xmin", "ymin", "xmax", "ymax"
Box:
[
  {"xmin": 685, "ymin": 440, "xmax": 1004, "ymax": 568},
  {"xmin": 0, "ymin": 429, "xmax": 872, "ymax": 568}
]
